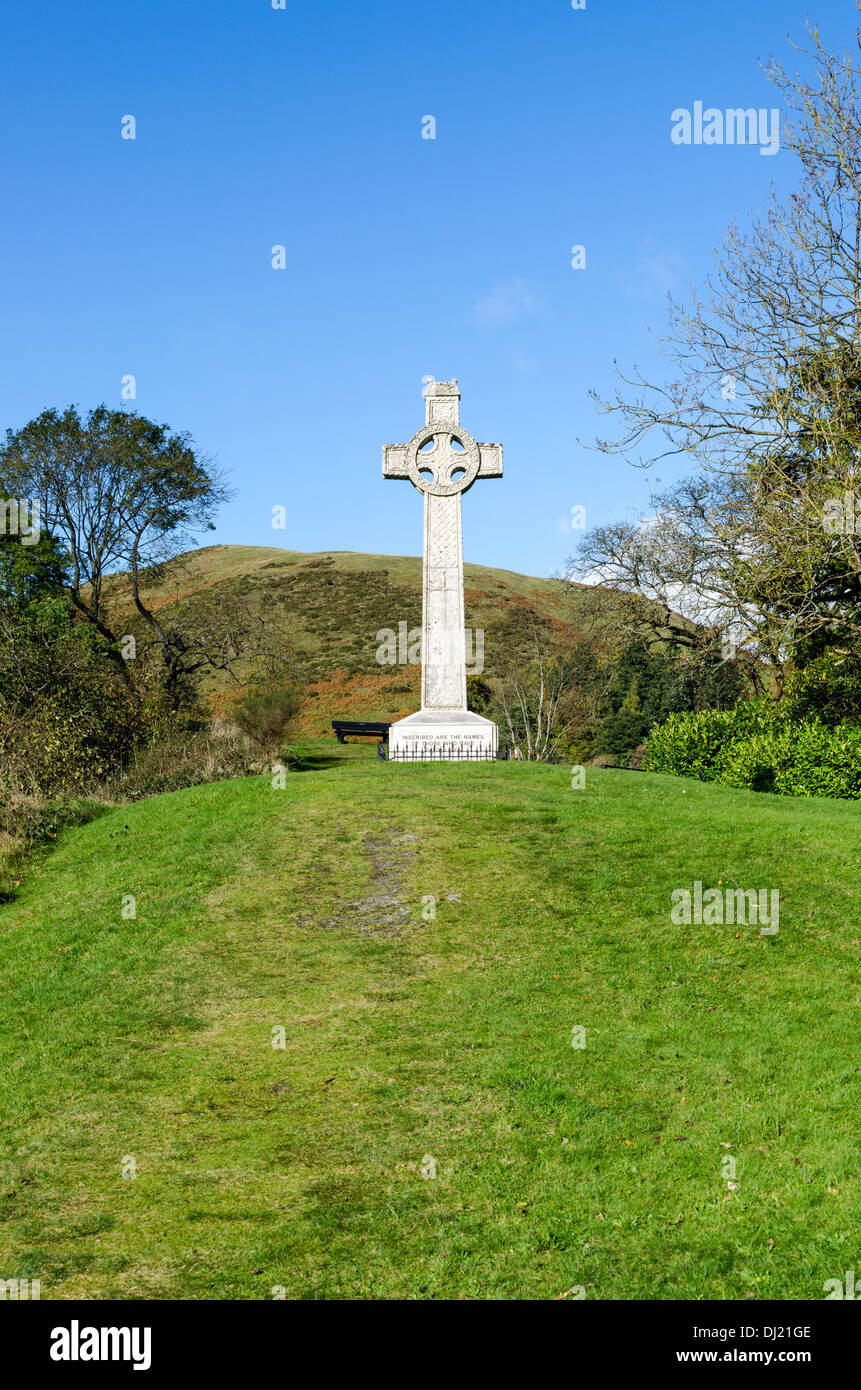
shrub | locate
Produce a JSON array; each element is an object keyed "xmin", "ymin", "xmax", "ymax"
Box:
[
  {"xmin": 115, "ymin": 721, "xmax": 288, "ymax": 799},
  {"xmin": 772, "ymin": 721, "xmax": 861, "ymax": 799},
  {"xmin": 717, "ymin": 731, "xmax": 786, "ymax": 793},
  {"xmin": 0, "ymin": 793, "xmax": 108, "ymax": 847},
  {"xmin": 0, "ymin": 621, "xmax": 141, "ymax": 798},
  {"xmin": 645, "ymin": 697, "xmax": 861, "ymax": 800},
  {"xmin": 233, "ymin": 685, "xmax": 301, "ymax": 753},
  {"xmin": 644, "ymin": 703, "xmax": 772, "ymax": 782}
]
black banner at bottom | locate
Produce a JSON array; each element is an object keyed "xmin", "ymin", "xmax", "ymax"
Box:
[{"xmin": 4, "ymin": 1298, "xmax": 855, "ymax": 1376}]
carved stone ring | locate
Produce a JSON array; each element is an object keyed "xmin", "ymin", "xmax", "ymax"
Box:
[{"xmin": 405, "ymin": 424, "xmax": 481, "ymax": 497}]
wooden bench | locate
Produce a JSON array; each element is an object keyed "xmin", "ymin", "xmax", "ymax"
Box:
[{"xmin": 332, "ymin": 720, "xmax": 391, "ymax": 744}]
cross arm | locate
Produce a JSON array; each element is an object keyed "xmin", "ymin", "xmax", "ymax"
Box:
[
  {"xmin": 382, "ymin": 444, "xmax": 410, "ymax": 478},
  {"xmin": 477, "ymin": 443, "xmax": 503, "ymax": 477}
]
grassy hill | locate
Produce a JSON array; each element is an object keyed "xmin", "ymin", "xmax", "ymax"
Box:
[
  {"xmin": 1, "ymin": 744, "xmax": 859, "ymax": 1299},
  {"xmin": 103, "ymin": 545, "xmax": 614, "ymax": 734}
]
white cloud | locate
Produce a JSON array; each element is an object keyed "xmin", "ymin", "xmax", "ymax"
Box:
[
  {"xmin": 468, "ymin": 277, "xmax": 542, "ymax": 325},
  {"xmin": 624, "ymin": 247, "xmax": 687, "ymax": 299},
  {"xmin": 512, "ymin": 351, "xmax": 538, "ymax": 374}
]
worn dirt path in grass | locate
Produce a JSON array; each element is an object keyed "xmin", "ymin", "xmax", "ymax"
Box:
[{"xmin": 299, "ymin": 830, "xmax": 416, "ymax": 938}]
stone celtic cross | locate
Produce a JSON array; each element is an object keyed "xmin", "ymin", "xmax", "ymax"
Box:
[{"xmin": 382, "ymin": 379, "xmax": 502, "ymax": 758}]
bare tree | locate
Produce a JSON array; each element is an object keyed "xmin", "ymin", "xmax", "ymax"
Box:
[
  {"xmin": 573, "ymin": 20, "xmax": 861, "ymax": 681},
  {"xmin": 497, "ymin": 620, "xmax": 586, "ymax": 760},
  {"xmin": 122, "ymin": 562, "xmax": 298, "ymax": 708}
]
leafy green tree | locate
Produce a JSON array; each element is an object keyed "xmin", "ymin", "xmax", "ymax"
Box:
[
  {"xmin": 782, "ymin": 647, "xmax": 861, "ymax": 726},
  {"xmin": 0, "ymin": 534, "xmax": 139, "ymax": 795},
  {"xmin": 0, "ymin": 529, "xmax": 69, "ymax": 607},
  {"xmin": 0, "ymin": 404, "xmax": 230, "ymax": 701},
  {"xmin": 466, "ymin": 673, "xmax": 493, "ymax": 715},
  {"xmin": 591, "ymin": 636, "xmax": 744, "ymax": 757}
]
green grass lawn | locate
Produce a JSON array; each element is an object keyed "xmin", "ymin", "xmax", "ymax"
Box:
[{"xmin": 1, "ymin": 741, "xmax": 859, "ymax": 1300}]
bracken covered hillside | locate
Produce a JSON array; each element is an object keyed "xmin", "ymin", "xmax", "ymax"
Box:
[{"xmin": 103, "ymin": 545, "xmax": 618, "ymax": 735}]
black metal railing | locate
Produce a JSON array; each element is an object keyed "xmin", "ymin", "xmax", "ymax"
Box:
[{"xmin": 380, "ymin": 743, "xmax": 511, "ymax": 762}]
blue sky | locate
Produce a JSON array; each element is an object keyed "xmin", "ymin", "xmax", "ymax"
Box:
[{"xmin": 0, "ymin": 0, "xmax": 836, "ymax": 577}]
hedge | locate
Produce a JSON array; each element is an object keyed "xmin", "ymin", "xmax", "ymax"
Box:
[{"xmin": 644, "ymin": 699, "xmax": 861, "ymax": 799}]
